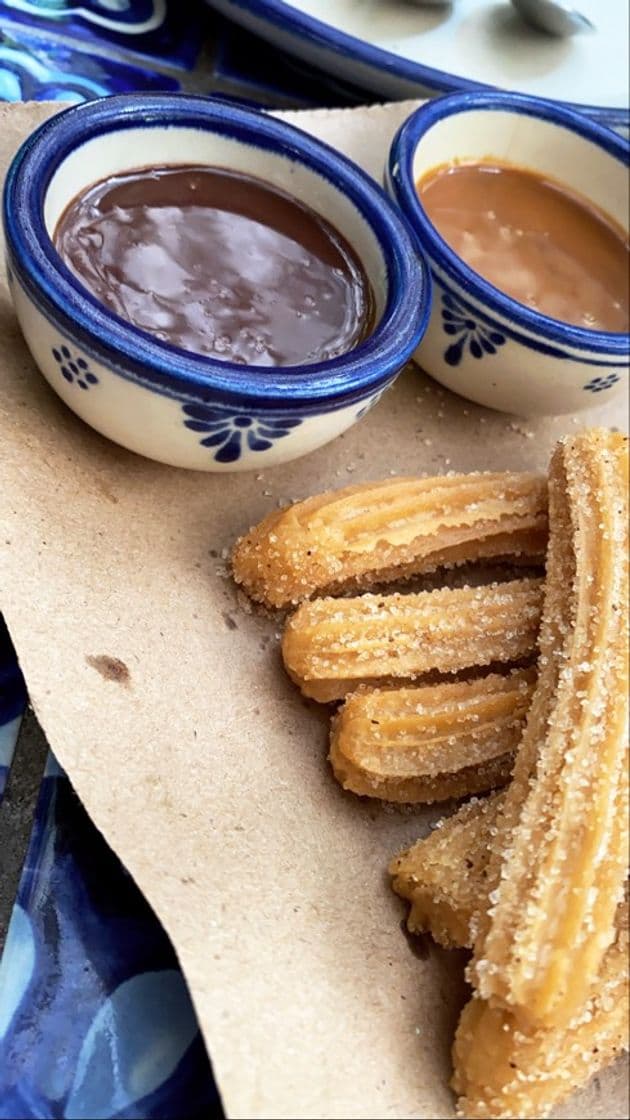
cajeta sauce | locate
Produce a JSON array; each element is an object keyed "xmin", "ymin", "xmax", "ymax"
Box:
[{"xmin": 418, "ymin": 161, "xmax": 629, "ymax": 332}]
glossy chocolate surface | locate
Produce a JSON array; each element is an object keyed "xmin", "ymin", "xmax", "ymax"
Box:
[{"xmin": 55, "ymin": 165, "xmax": 375, "ymax": 367}]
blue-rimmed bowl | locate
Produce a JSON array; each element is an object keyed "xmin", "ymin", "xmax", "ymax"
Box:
[
  {"xmin": 3, "ymin": 94, "xmax": 430, "ymax": 472},
  {"xmin": 387, "ymin": 91, "xmax": 629, "ymax": 416}
]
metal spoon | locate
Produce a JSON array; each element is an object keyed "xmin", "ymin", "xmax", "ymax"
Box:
[
  {"xmin": 510, "ymin": 0, "xmax": 595, "ymax": 37},
  {"xmin": 404, "ymin": 0, "xmax": 595, "ymax": 39}
]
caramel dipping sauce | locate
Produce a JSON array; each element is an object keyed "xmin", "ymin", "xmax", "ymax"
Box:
[
  {"xmin": 54, "ymin": 165, "xmax": 375, "ymax": 367},
  {"xmin": 418, "ymin": 162, "xmax": 629, "ymax": 333}
]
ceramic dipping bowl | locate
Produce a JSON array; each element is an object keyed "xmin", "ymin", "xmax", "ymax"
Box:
[
  {"xmin": 3, "ymin": 94, "xmax": 430, "ymax": 471},
  {"xmin": 387, "ymin": 91, "xmax": 629, "ymax": 416}
]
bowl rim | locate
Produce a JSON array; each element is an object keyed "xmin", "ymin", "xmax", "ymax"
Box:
[
  {"xmin": 388, "ymin": 90, "xmax": 629, "ymax": 358},
  {"xmin": 3, "ymin": 93, "xmax": 430, "ymax": 410}
]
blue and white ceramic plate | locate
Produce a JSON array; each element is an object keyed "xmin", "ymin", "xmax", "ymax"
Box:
[
  {"xmin": 0, "ymin": 1, "xmax": 204, "ymax": 70},
  {"xmin": 0, "ymin": 618, "xmax": 223, "ymax": 1119},
  {"xmin": 0, "ymin": 25, "xmax": 179, "ymax": 101},
  {"xmin": 206, "ymin": 0, "xmax": 630, "ymax": 128}
]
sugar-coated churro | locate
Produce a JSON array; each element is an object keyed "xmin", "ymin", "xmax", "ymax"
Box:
[
  {"xmin": 331, "ymin": 670, "xmax": 535, "ymax": 803},
  {"xmin": 471, "ymin": 430, "xmax": 629, "ymax": 1029},
  {"xmin": 230, "ymin": 427, "xmax": 629, "ymax": 1116},
  {"xmin": 282, "ymin": 579, "xmax": 543, "ymax": 702},
  {"xmin": 453, "ymin": 894, "xmax": 629, "ymax": 1120},
  {"xmin": 335, "ymin": 752, "xmax": 513, "ymax": 806},
  {"xmin": 233, "ymin": 473, "xmax": 548, "ymax": 608},
  {"xmin": 390, "ymin": 792, "xmax": 504, "ymax": 948},
  {"xmin": 391, "ymin": 787, "xmax": 629, "ymax": 1118}
]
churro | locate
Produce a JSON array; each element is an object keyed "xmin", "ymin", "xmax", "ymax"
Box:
[
  {"xmin": 453, "ymin": 894, "xmax": 629, "ymax": 1120},
  {"xmin": 282, "ymin": 579, "xmax": 543, "ymax": 702},
  {"xmin": 471, "ymin": 430, "xmax": 629, "ymax": 1029},
  {"xmin": 233, "ymin": 473, "xmax": 548, "ymax": 608},
  {"xmin": 336, "ymin": 753, "xmax": 513, "ymax": 806},
  {"xmin": 391, "ymin": 786, "xmax": 629, "ymax": 1118},
  {"xmin": 390, "ymin": 792, "xmax": 504, "ymax": 948},
  {"xmin": 331, "ymin": 670, "xmax": 535, "ymax": 803}
]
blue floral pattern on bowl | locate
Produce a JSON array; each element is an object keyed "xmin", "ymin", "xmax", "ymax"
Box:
[
  {"xmin": 583, "ymin": 373, "xmax": 622, "ymax": 393},
  {"xmin": 355, "ymin": 388, "xmax": 387, "ymax": 419},
  {"xmin": 183, "ymin": 403, "xmax": 303, "ymax": 464},
  {"xmin": 5, "ymin": 92, "xmax": 429, "ymax": 471},
  {"xmin": 440, "ymin": 291, "xmax": 506, "ymax": 367},
  {"xmin": 52, "ymin": 344, "xmax": 98, "ymax": 389}
]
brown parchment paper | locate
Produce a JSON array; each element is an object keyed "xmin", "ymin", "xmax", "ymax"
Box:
[{"xmin": 0, "ymin": 101, "xmax": 628, "ymax": 1120}]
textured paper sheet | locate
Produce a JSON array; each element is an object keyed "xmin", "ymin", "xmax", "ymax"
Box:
[{"xmin": 0, "ymin": 101, "xmax": 627, "ymax": 1120}]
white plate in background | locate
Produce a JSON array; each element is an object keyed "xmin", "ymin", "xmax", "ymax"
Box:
[{"xmin": 206, "ymin": 0, "xmax": 629, "ymax": 127}]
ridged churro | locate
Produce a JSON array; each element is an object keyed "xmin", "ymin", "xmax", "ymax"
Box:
[
  {"xmin": 335, "ymin": 753, "xmax": 513, "ymax": 806},
  {"xmin": 453, "ymin": 895, "xmax": 629, "ymax": 1120},
  {"xmin": 331, "ymin": 670, "xmax": 535, "ymax": 803},
  {"xmin": 391, "ymin": 786, "xmax": 629, "ymax": 1118},
  {"xmin": 282, "ymin": 579, "xmax": 543, "ymax": 702},
  {"xmin": 471, "ymin": 430, "xmax": 629, "ymax": 1030},
  {"xmin": 390, "ymin": 792, "xmax": 504, "ymax": 948},
  {"xmin": 233, "ymin": 473, "xmax": 548, "ymax": 608}
]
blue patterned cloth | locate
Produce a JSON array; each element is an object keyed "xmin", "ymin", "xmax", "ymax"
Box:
[
  {"xmin": 0, "ymin": 621, "xmax": 224, "ymax": 1118},
  {"xmin": 0, "ymin": 616, "xmax": 27, "ymax": 801}
]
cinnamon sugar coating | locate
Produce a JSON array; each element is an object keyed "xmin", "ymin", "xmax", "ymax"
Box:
[
  {"xmin": 282, "ymin": 579, "xmax": 543, "ymax": 702},
  {"xmin": 453, "ymin": 895, "xmax": 628, "ymax": 1119},
  {"xmin": 390, "ymin": 792, "xmax": 504, "ymax": 947},
  {"xmin": 471, "ymin": 430, "xmax": 629, "ymax": 1030},
  {"xmin": 233, "ymin": 473, "xmax": 548, "ymax": 608},
  {"xmin": 331, "ymin": 670, "xmax": 535, "ymax": 803}
]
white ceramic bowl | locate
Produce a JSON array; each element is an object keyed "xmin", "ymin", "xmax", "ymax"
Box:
[
  {"xmin": 3, "ymin": 94, "xmax": 430, "ymax": 471},
  {"xmin": 387, "ymin": 91, "xmax": 629, "ymax": 416}
]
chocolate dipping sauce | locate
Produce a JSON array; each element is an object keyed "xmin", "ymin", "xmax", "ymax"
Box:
[
  {"xmin": 54, "ymin": 165, "xmax": 375, "ymax": 367},
  {"xmin": 418, "ymin": 162, "xmax": 629, "ymax": 332}
]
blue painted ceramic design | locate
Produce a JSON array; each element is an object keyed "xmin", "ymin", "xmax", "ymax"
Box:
[
  {"xmin": 583, "ymin": 373, "xmax": 622, "ymax": 392},
  {"xmin": 5, "ymin": 94, "xmax": 428, "ymax": 408},
  {"xmin": 183, "ymin": 402, "xmax": 302, "ymax": 463},
  {"xmin": 388, "ymin": 93, "xmax": 629, "ymax": 365},
  {"xmin": 6, "ymin": 0, "xmax": 164, "ymax": 28},
  {"xmin": 386, "ymin": 91, "xmax": 628, "ymax": 415},
  {"xmin": 355, "ymin": 388, "xmax": 385, "ymax": 419},
  {"xmin": 4, "ymin": 93, "xmax": 430, "ymax": 471},
  {"xmin": 0, "ymin": 0, "xmax": 203, "ymax": 70},
  {"xmin": 440, "ymin": 291, "xmax": 506, "ymax": 368},
  {"xmin": 0, "ymin": 26, "xmax": 179, "ymax": 101},
  {"xmin": 52, "ymin": 344, "xmax": 99, "ymax": 389}
]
